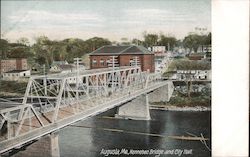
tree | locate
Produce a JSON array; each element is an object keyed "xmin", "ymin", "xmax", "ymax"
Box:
[
  {"xmin": 183, "ymin": 34, "xmax": 201, "ymax": 53},
  {"xmin": 16, "ymin": 37, "xmax": 30, "ymax": 46},
  {"xmin": 131, "ymin": 38, "xmax": 143, "ymax": 45},
  {"xmin": 174, "ymin": 60, "xmax": 211, "ymax": 70},
  {"xmin": 32, "ymin": 36, "xmax": 54, "ymax": 66},
  {"xmin": 205, "ymin": 32, "xmax": 211, "ymax": 45},
  {"xmin": 50, "ymin": 41, "xmax": 67, "ymax": 61},
  {"xmin": 120, "ymin": 38, "xmax": 130, "ymax": 45},
  {"xmin": 183, "ymin": 33, "xmax": 211, "ymax": 53},
  {"xmin": 63, "ymin": 38, "xmax": 86, "ymax": 62},
  {"xmin": 0, "ymin": 39, "xmax": 9, "ymax": 59},
  {"xmin": 143, "ymin": 33, "xmax": 159, "ymax": 48},
  {"xmin": 7, "ymin": 44, "xmax": 31, "ymax": 58},
  {"xmin": 84, "ymin": 37, "xmax": 111, "ymax": 52},
  {"xmin": 159, "ymin": 35, "xmax": 177, "ymax": 51}
]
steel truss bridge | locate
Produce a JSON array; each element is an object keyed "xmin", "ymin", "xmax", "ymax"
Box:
[{"xmin": 0, "ymin": 66, "xmax": 170, "ymax": 154}]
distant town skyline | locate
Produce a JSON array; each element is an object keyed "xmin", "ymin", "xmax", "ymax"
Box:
[{"xmin": 1, "ymin": 0, "xmax": 211, "ymax": 43}]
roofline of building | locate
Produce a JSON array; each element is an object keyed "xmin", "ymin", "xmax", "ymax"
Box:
[
  {"xmin": 89, "ymin": 45, "xmax": 153, "ymax": 56},
  {"xmin": 89, "ymin": 45, "xmax": 106, "ymax": 55},
  {"xmin": 89, "ymin": 53, "xmax": 155, "ymax": 56},
  {"xmin": 4, "ymin": 69, "xmax": 30, "ymax": 73},
  {"xmin": 117, "ymin": 45, "xmax": 134, "ymax": 55},
  {"xmin": 0, "ymin": 58, "xmax": 27, "ymax": 61}
]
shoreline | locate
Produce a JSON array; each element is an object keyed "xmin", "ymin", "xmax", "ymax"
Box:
[{"xmin": 149, "ymin": 105, "xmax": 211, "ymax": 112}]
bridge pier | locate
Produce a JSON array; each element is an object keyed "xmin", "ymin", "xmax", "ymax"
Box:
[
  {"xmin": 116, "ymin": 94, "xmax": 151, "ymax": 120},
  {"xmin": 115, "ymin": 81, "xmax": 174, "ymax": 121},
  {"xmin": 11, "ymin": 132, "xmax": 60, "ymax": 157},
  {"xmin": 148, "ymin": 81, "xmax": 174, "ymax": 103}
]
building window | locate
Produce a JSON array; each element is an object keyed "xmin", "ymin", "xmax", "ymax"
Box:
[
  {"xmin": 129, "ymin": 59, "xmax": 133, "ymax": 66},
  {"xmin": 100, "ymin": 59, "xmax": 105, "ymax": 66},
  {"xmin": 92, "ymin": 59, "xmax": 97, "ymax": 66}
]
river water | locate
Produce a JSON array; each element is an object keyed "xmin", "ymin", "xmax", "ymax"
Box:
[{"xmin": 58, "ymin": 108, "xmax": 211, "ymax": 157}]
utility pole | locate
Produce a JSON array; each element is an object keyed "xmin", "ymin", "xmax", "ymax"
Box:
[
  {"xmin": 111, "ymin": 56, "xmax": 115, "ymax": 92},
  {"xmin": 74, "ymin": 58, "xmax": 80, "ymax": 103},
  {"xmin": 43, "ymin": 64, "xmax": 47, "ymax": 95}
]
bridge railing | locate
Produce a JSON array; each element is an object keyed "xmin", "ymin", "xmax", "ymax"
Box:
[{"xmin": 0, "ymin": 66, "xmax": 163, "ymax": 143}]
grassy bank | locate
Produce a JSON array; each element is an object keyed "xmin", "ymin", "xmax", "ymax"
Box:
[
  {"xmin": 151, "ymin": 91, "xmax": 211, "ymax": 107},
  {"xmin": 0, "ymin": 80, "xmax": 27, "ymax": 98}
]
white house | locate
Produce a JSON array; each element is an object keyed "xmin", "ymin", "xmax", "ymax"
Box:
[
  {"xmin": 51, "ymin": 61, "xmax": 69, "ymax": 66},
  {"xmin": 2, "ymin": 70, "xmax": 31, "ymax": 81},
  {"xmin": 176, "ymin": 70, "xmax": 211, "ymax": 80},
  {"xmin": 149, "ymin": 46, "xmax": 169, "ymax": 57},
  {"xmin": 50, "ymin": 64, "xmax": 75, "ymax": 73}
]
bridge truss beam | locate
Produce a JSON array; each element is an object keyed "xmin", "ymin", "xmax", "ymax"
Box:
[{"xmin": 0, "ymin": 66, "xmax": 164, "ymax": 154}]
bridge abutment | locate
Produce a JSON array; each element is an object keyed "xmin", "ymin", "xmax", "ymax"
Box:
[
  {"xmin": 116, "ymin": 94, "xmax": 151, "ymax": 120},
  {"xmin": 148, "ymin": 81, "xmax": 174, "ymax": 103},
  {"xmin": 11, "ymin": 133, "xmax": 60, "ymax": 157}
]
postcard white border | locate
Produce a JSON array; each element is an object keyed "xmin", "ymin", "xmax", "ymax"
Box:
[{"xmin": 212, "ymin": 0, "xmax": 249, "ymax": 156}]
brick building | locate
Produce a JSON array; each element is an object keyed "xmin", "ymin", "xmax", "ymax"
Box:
[
  {"xmin": 89, "ymin": 45, "xmax": 155, "ymax": 72},
  {"xmin": 0, "ymin": 58, "xmax": 28, "ymax": 74}
]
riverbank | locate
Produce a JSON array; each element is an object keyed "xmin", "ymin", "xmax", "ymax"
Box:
[
  {"xmin": 150, "ymin": 104, "xmax": 211, "ymax": 111},
  {"xmin": 150, "ymin": 78, "xmax": 211, "ymax": 112},
  {"xmin": 0, "ymin": 80, "xmax": 27, "ymax": 98},
  {"xmin": 150, "ymin": 94, "xmax": 211, "ymax": 112}
]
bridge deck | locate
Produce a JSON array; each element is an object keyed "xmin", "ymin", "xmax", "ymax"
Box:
[{"xmin": 0, "ymin": 81, "xmax": 169, "ymax": 154}]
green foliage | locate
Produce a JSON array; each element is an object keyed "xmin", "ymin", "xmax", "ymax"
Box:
[
  {"xmin": 131, "ymin": 38, "xmax": 143, "ymax": 45},
  {"xmin": 183, "ymin": 33, "xmax": 211, "ymax": 53},
  {"xmin": 175, "ymin": 60, "xmax": 211, "ymax": 70},
  {"xmin": 143, "ymin": 33, "xmax": 159, "ymax": 47},
  {"xmin": 0, "ymin": 39, "xmax": 9, "ymax": 59},
  {"xmin": 84, "ymin": 37, "xmax": 111, "ymax": 52},
  {"xmin": 168, "ymin": 95, "xmax": 210, "ymax": 107},
  {"xmin": 16, "ymin": 37, "xmax": 30, "ymax": 46},
  {"xmin": 206, "ymin": 32, "xmax": 211, "ymax": 45},
  {"xmin": 163, "ymin": 71, "xmax": 175, "ymax": 77},
  {"xmin": 0, "ymin": 38, "xmax": 34, "ymax": 60},
  {"xmin": 0, "ymin": 80, "xmax": 27, "ymax": 94},
  {"xmin": 120, "ymin": 38, "xmax": 131, "ymax": 45},
  {"xmin": 159, "ymin": 35, "xmax": 177, "ymax": 51},
  {"xmin": 0, "ymin": 36, "xmax": 112, "ymax": 69},
  {"xmin": 167, "ymin": 59, "xmax": 211, "ymax": 71},
  {"xmin": 0, "ymin": 32, "xmax": 210, "ymax": 69},
  {"xmin": 8, "ymin": 43, "xmax": 33, "ymax": 59},
  {"xmin": 152, "ymin": 87, "xmax": 211, "ymax": 107},
  {"xmin": 140, "ymin": 32, "xmax": 178, "ymax": 49},
  {"xmin": 30, "ymin": 36, "xmax": 112, "ymax": 66}
]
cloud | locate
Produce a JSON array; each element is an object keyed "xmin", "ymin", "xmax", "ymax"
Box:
[
  {"xmin": 3, "ymin": 28, "xmax": 136, "ymax": 44},
  {"xmin": 2, "ymin": 4, "xmax": 210, "ymax": 43},
  {"xmin": 8, "ymin": 10, "xmax": 105, "ymax": 26},
  {"xmin": 123, "ymin": 8, "xmax": 195, "ymax": 23}
]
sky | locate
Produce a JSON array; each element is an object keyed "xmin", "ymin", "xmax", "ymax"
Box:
[{"xmin": 1, "ymin": 0, "xmax": 211, "ymax": 43}]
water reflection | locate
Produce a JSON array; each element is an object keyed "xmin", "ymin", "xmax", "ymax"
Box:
[{"xmin": 58, "ymin": 108, "xmax": 211, "ymax": 157}]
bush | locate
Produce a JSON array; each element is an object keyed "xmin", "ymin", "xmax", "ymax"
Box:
[{"xmin": 0, "ymin": 80, "xmax": 27, "ymax": 94}]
